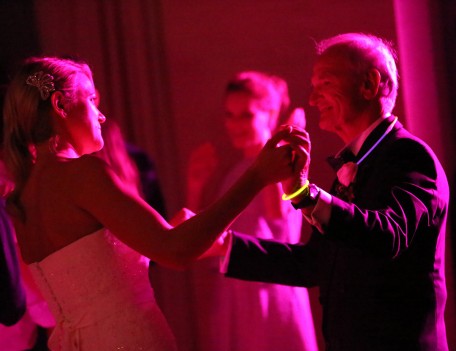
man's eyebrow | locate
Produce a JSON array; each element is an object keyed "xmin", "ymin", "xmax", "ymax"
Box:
[{"xmin": 313, "ymin": 70, "xmax": 333, "ymax": 80}]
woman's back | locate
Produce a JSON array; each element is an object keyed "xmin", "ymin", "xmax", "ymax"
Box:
[
  {"xmin": 28, "ymin": 229, "xmax": 177, "ymax": 350},
  {"xmin": 14, "ymin": 153, "xmax": 106, "ymax": 264},
  {"xmin": 13, "ymin": 153, "xmax": 180, "ymax": 350}
]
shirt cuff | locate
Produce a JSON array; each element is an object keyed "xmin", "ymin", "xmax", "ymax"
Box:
[
  {"xmin": 302, "ymin": 188, "xmax": 332, "ymax": 233},
  {"xmin": 219, "ymin": 231, "xmax": 234, "ymax": 273}
]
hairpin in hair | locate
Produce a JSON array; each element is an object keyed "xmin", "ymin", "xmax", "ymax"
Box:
[{"xmin": 26, "ymin": 71, "xmax": 55, "ymax": 100}]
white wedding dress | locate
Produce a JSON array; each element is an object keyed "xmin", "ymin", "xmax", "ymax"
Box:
[{"xmin": 28, "ymin": 229, "xmax": 177, "ymax": 351}]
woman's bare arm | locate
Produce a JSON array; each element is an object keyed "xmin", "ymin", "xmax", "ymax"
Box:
[{"xmin": 73, "ymin": 128, "xmax": 302, "ymax": 269}]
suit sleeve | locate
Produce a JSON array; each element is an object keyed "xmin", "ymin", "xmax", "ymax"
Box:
[{"xmin": 225, "ymin": 230, "xmax": 321, "ymax": 287}]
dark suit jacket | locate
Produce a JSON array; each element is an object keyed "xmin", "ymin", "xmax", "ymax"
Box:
[
  {"xmin": 0, "ymin": 198, "xmax": 25, "ymax": 326},
  {"xmin": 225, "ymin": 117, "xmax": 449, "ymax": 351}
]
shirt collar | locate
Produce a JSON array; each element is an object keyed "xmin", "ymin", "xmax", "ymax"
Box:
[{"xmin": 344, "ymin": 116, "xmax": 386, "ymax": 157}]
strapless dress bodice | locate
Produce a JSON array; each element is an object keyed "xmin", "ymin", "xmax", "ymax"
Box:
[{"xmin": 28, "ymin": 229, "xmax": 177, "ymax": 351}]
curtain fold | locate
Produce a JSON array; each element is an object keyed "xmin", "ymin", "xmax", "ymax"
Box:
[{"xmin": 35, "ymin": 0, "xmax": 182, "ymax": 214}]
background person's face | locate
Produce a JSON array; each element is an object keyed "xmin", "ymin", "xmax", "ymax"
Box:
[
  {"xmin": 309, "ymin": 52, "xmax": 364, "ymax": 135},
  {"xmin": 224, "ymin": 91, "xmax": 272, "ymax": 154}
]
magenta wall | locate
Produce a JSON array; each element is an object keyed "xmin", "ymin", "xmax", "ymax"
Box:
[{"xmin": 394, "ymin": 1, "xmax": 456, "ymax": 348}]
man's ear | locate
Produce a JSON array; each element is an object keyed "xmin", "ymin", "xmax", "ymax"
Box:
[
  {"xmin": 50, "ymin": 91, "xmax": 67, "ymax": 118},
  {"xmin": 360, "ymin": 68, "xmax": 381, "ymax": 100}
]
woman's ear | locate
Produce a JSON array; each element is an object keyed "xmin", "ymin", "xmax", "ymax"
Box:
[
  {"xmin": 50, "ymin": 91, "xmax": 67, "ymax": 118},
  {"xmin": 360, "ymin": 68, "xmax": 381, "ymax": 100}
]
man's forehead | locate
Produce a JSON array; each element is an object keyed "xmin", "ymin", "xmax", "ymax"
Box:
[{"xmin": 312, "ymin": 53, "xmax": 352, "ymax": 77}]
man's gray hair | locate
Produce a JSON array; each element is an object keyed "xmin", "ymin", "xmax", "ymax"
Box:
[{"xmin": 317, "ymin": 33, "xmax": 399, "ymax": 114}]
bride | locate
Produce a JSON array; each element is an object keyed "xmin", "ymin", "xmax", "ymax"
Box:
[{"xmin": 2, "ymin": 56, "xmax": 309, "ymax": 350}]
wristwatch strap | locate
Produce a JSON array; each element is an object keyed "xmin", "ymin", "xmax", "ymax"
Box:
[{"xmin": 291, "ymin": 183, "xmax": 321, "ymax": 209}]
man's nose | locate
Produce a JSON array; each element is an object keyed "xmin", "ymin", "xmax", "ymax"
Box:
[{"xmin": 99, "ymin": 113, "xmax": 106, "ymax": 123}]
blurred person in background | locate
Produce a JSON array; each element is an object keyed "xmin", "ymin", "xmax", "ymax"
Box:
[{"xmin": 186, "ymin": 71, "xmax": 318, "ymax": 351}]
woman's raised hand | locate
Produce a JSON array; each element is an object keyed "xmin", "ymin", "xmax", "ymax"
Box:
[
  {"xmin": 185, "ymin": 142, "xmax": 218, "ymax": 210},
  {"xmin": 249, "ymin": 127, "xmax": 310, "ymax": 187},
  {"xmin": 187, "ymin": 142, "xmax": 218, "ymax": 191}
]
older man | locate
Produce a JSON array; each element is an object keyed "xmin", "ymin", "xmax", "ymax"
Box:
[{"xmin": 222, "ymin": 33, "xmax": 449, "ymax": 351}]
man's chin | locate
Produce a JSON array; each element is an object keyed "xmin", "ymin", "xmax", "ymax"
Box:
[{"xmin": 318, "ymin": 119, "xmax": 332, "ymax": 132}]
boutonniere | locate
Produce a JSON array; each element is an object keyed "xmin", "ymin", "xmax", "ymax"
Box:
[
  {"xmin": 335, "ymin": 162, "xmax": 357, "ymax": 202},
  {"xmin": 336, "ymin": 161, "xmax": 358, "ymax": 187}
]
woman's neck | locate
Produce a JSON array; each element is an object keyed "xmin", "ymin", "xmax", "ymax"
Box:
[{"xmin": 35, "ymin": 142, "xmax": 79, "ymax": 161}]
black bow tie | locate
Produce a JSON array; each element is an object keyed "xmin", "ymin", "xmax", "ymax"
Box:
[{"xmin": 326, "ymin": 149, "xmax": 356, "ymax": 171}]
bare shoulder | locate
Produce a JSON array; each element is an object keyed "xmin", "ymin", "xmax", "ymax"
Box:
[
  {"xmin": 61, "ymin": 155, "xmax": 121, "ymax": 201},
  {"xmin": 63, "ymin": 155, "xmax": 115, "ymax": 183},
  {"xmin": 64, "ymin": 154, "xmax": 110, "ymax": 173}
]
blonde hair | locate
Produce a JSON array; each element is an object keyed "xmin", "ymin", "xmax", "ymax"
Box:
[
  {"xmin": 3, "ymin": 56, "xmax": 92, "ymax": 217},
  {"xmin": 225, "ymin": 71, "xmax": 290, "ymax": 130}
]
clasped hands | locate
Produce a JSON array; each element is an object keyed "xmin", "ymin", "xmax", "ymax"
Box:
[
  {"xmin": 279, "ymin": 107, "xmax": 311, "ymax": 197},
  {"xmin": 252, "ymin": 124, "xmax": 311, "ymax": 197},
  {"xmin": 280, "ymin": 125, "xmax": 311, "ymax": 197}
]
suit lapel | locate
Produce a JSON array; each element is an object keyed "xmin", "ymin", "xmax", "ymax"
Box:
[{"xmin": 331, "ymin": 116, "xmax": 403, "ymax": 202}]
